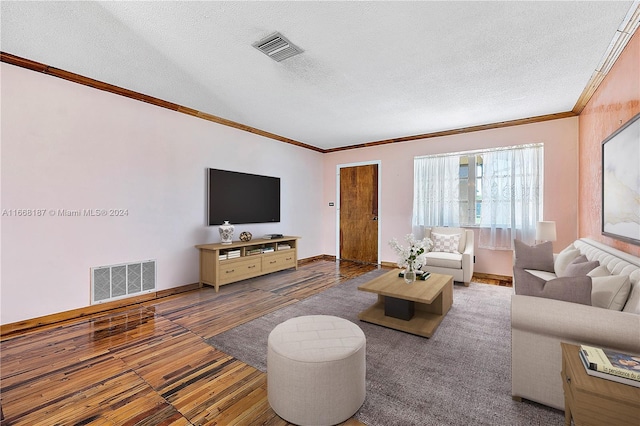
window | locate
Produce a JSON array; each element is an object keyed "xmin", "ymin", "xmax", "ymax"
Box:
[
  {"xmin": 459, "ymin": 155, "xmax": 483, "ymax": 226},
  {"xmin": 412, "ymin": 144, "xmax": 543, "ymax": 249}
]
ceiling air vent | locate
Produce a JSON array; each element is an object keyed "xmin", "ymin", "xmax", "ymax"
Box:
[{"xmin": 253, "ymin": 32, "xmax": 303, "ymax": 62}]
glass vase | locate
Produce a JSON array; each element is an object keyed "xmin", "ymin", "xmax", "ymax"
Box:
[{"xmin": 404, "ymin": 267, "xmax": 416, "ymax": 284}]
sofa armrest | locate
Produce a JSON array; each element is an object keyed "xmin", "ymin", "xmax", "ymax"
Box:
[{"xmin": 511, "ymin": 294, "xmax": 640, "ymax": 353}]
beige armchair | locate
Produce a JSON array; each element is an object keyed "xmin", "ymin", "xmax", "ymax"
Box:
[{"xmin": 421, "ymin": 227, "xmax": 475, "ymax": 285}]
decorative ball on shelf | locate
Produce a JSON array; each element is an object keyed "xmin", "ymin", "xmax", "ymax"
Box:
[{"xmin": 239, "ymin": 231, "xmax": 253, "ymax": 242}]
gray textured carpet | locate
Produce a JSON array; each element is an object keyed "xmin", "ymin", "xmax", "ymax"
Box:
[{"xmin": 206, "ymin": 270, "xmax": 564, "ymax": 425}]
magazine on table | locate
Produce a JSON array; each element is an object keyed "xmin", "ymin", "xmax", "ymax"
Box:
[{"xmin": 580, "ymin": 344, "xmax": 640, "ymax": 387}]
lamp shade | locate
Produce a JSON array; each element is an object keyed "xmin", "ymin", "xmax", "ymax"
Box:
[{"xmin": 536, "ymin": 221, "xmax": 557, "ymax": 242}]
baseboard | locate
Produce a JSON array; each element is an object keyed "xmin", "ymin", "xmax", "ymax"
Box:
[
  {"xmin": 473, "ymin": 272, "xmax": 513, "ymax": 283},
  {"xmin": 1, "ymin": 256, "xmax": 322, "ymax": 337},
  {"xmin": 1, "ymin": 282, "xmax": 201, "ymax": 338},
  {"xmin": 298, "ymin": 255, "xmax": 328, "ymax": 264}
]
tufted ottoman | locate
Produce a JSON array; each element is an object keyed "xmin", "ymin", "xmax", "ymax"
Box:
[{"xmin": 267, "ymin": 315, "xmax": 366, "ymax": 426}]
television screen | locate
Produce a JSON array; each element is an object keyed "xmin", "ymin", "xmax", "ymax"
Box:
[{"xmin": 208, "ymin": 168, "xmax": 281, "ymax": 225}]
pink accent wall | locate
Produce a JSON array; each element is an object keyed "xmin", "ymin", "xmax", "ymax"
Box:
[
  {"xmin": 1, "ymin": 63, "xmax": 325, "ymax": 325},
  {"xmin": 578, "ymin": 30, "xmax": 640, "ymax": 257},
  {"xmin": 322, "ymin": 118, "xmax": 579, "ymax": 277}
]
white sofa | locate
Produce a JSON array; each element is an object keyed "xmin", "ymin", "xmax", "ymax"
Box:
[
  {"xmin": 421, "ymin": 227, "xmax": 474, "ymax": 286},
  {"xmin": 511, "ymin": 238, "xmax": 640, "ymax": 410}
]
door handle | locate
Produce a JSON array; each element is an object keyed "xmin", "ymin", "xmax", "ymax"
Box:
[{"xmin": 373, "ymin": 216, "xmax": 378, "ymax": 221}]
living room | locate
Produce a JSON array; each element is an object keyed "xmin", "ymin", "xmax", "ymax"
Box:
[
  {"xmin": 1, "ymin": 2, "xmax": 640, "ymax": 425},
  {"xmin": 2, "ymin": 0, "xmax": 638, "ymax": 326}
]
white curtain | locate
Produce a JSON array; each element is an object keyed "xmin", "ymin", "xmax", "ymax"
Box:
[
  {"xmin": 412, "ymin": 154, "xmax": 460, "ymax": 236},
  {"xmin": 479, "ymin": 144, "xmax": 543, "ymax": 249}
]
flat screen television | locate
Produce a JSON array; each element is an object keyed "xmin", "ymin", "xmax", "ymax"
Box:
[{"xmin": 208, "ymin": 168, "xmax": 281, "ymax": 225}]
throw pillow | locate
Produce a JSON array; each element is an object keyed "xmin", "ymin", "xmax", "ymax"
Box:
[
  {"xmin": 541, "ymin": 276, "xmax": 593, "ymax": 305},
  {"xmin": 431, "ymin": 232, "xmax": 461, "ymax": 254},
  {"xmin": 514, "ymin": 239, "xmax": 555, "ymax": 273},
  {"xmin": 570, "ymin": 255, "xmax": 588, "ymax": 264},
  {"xmin": 514, "ymin": 269, "xmax": 592, "ymax": 305},
  {"xmin": 554, "ymin": 249, "xmax": 580, "ymax": 276},
  {"xmin": 562, "ymin": 260, "xmax": 600, "ymax": 277},
  {"xmin": 591, "ymin": 275, "xmax": 631, "ymax": 310},
  {"xmin": 587, "ymin": 265, "xmax": 610, "ymax": 277},
  {"xmin": 622, "ymin": 285, "xmax": 640, "ymax": 314}
]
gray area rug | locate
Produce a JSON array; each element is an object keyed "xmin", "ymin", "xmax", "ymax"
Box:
[{"xmin": 206, "ymin": 270, "xmax": 564, "ymax": 425}]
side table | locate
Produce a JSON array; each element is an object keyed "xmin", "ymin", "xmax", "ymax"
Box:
[{"xmin": 561, "ymin": 342, "xmax": 640, "ymax": 426}]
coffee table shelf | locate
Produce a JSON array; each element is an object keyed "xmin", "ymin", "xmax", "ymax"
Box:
[{"xmin": 357, "ymin": 269, "xmax": 453, "ymax": 338}]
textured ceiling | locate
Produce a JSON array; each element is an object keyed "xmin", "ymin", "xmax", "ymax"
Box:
[{"xmin": 0, "ymin": 1, "xmax": 636, "ymax": 150}]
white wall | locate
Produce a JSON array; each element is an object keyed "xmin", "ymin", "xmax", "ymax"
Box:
[{"xmin": 0, "ymin": 63, "xmax": 324, "ymax": 324}]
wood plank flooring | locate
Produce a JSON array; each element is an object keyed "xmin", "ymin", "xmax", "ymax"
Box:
[{"xmin": 0, "ymin": 260, "xmax": 378, "ymax": 426}]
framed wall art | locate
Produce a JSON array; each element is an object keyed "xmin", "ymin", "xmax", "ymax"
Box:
[{"xmin": 601, "ymin": 112, "xmax": 640, "ymax": 246}]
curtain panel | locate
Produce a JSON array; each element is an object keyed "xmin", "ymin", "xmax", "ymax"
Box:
[
  {"xmin": 412, "ymin": 154, "xmax": 460, "ymax": 237},
  {"xmin": 478, "ymin": 144, "xmax": 543, "ymax": 249},
  {"xmin": 412, "ymin": 144, "xmax": 543, "ymax": 249}
]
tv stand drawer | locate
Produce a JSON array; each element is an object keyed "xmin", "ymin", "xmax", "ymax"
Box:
[
  {"xmin": 262, "ymin": 252, "xmax": 296, "ymax": 273},
  {"xmin": 219, "ymin": 258, "xmax": 261, "ymax": 284}
]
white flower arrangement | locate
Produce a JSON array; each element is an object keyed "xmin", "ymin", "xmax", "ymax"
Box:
[{"xmin": 389, "ymin": 234, "xmax": 433, "ymax": 271}]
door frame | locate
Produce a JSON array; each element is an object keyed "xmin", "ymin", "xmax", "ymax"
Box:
[{"xmin": 336, "ymin": 160, "xmax": 382, "ymax": 264}]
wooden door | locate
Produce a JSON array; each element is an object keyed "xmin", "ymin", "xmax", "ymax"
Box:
[{"xmin": 339, "ymin": 164, "xmax": 378, "ymax": 263}]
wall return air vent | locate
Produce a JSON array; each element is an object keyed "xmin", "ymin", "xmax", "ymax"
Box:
[
  {"xmin": 253, "ymin": 32, "xmax": 303, "ymax": 62},
  {"xmin": 91, "ymin": 260, "xmax": 156, "ymax": 304}
]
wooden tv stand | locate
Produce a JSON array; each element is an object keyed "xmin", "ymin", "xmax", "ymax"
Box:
[{"xmin": 196, "ymin": 236, "xmax": 300, "ymax": 291}]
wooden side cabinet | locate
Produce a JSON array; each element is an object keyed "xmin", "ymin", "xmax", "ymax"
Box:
[
  {"xmin": 196, "ymin": 236, "xmax": 300, "ymax": 291},
  {"xmin": 561, "ymin": 342, "xmax": 640, "ymax": 426}
]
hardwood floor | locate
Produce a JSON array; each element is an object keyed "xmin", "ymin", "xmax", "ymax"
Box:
[{"xmin": 0, "ymin": 260, "xmax": 379, "ymax": 426}]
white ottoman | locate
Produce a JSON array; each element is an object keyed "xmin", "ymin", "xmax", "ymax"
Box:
[{"xmin": 267, "ymin": 315, "xmax": 366, "ymax": 426}]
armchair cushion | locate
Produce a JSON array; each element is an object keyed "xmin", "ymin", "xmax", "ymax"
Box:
[
  {"xmin": 425, "ymin": 227, "xmax": 467, "ymax": 253},
  {"xmin": 431, "ymin": 232, "xmax": 461, "ymax": 254},
  {"xmin": 424, "ymin": 251, "xmax": 462, "ymax": 269}
]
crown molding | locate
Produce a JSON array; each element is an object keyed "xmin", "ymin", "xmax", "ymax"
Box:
[
  {"xmin": 3, "ymin": 46, "xmax": 625, "ymax": 154},
  {"xmin": 0, "ymin": 52, "xmax": 323, "ymax": 153}
]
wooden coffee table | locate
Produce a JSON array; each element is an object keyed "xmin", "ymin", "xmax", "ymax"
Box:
[{"xmin": 357, "ymin": 269, "xmax": 453, "ymax": 338}]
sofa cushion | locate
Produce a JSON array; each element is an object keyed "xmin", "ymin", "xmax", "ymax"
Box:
[
  {"xmin": 514, "ymin": 240, "xmax": 554, "ymax": 273},
  {"xmin": 562, "ymin": 260, "xmax": 599, "ymax": 277},
  {"xmin": 591, "ymin": 275, "xmax": 631, "ymax": 311},
  {"xmin": 554, "ymin": 249, "xmax": 580, "ymax": 276},
  {"xmin": 431, "ymin": 232, "xmax": 461, "ymax": 254},
  {"xmin": 513, "ymin": 269, "xmax": 592, "ymax": 305},
  {"xmin": 424, "ymin": 251, "xmax": 462, "ymax": 269},
  {"xmin": 524, "ymin": 269, "xmax": 557, "ymax": 282}
]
